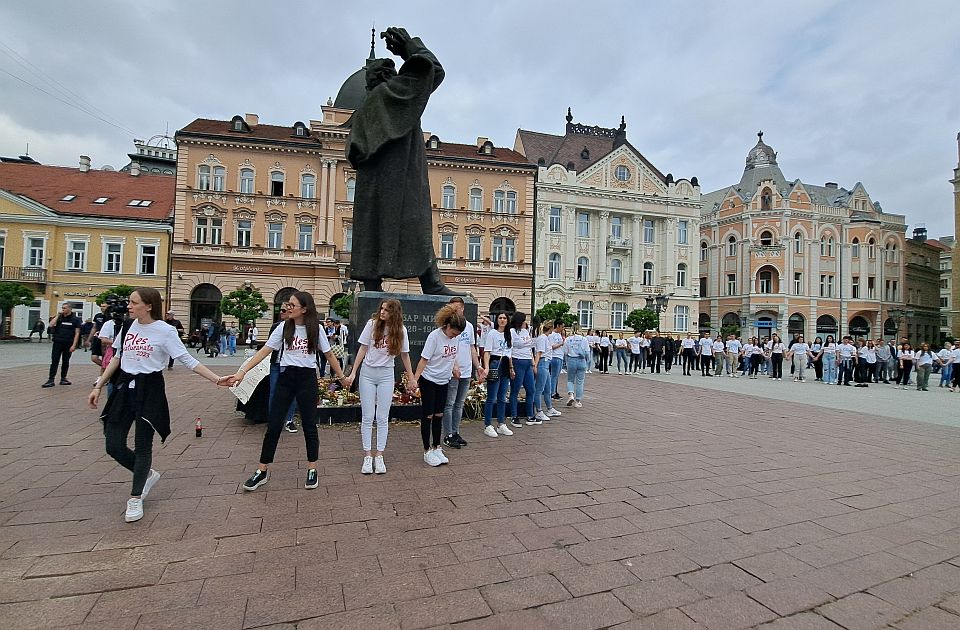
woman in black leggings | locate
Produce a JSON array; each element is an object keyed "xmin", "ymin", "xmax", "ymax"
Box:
[{"xmin": 897, "ymin": 343, "xmax": 914, "ymax": 389}]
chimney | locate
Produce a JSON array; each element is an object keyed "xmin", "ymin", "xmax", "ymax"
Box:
[
  {"xmin": 244, "ymin": 113, "xmax": 259, "ymax": 126},
  {"xmin": 912, "ymin": 226, "xmax": 927, "ymax": 241},
  {"xmin": 824, "ymin": 182, "xmax": 837, "ymax": 189},
  {"xmin": 79, "ymin": 155, "xmax": 91, "ymax": 173},
  {"xmin": 130, "ymin": 161, "xmax": 141, "ymax": 176}
]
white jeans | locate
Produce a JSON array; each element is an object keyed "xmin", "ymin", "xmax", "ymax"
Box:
[
  {"xmin": 793, "ymin": 354, "xmax": 806, "ymax": 379},
  {"xmin": 359, "ymin": 365, "xmax": 393, "ymax": 452}
]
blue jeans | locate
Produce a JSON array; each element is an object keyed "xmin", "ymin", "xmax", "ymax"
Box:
[
  {"xmin": 549, "ymin": 357, "xmax": 563, "ymax": 398},
  {"xmin": 533, "ymin": 359, "xmax": 552, "ymax": 412},
  {"xmin": 822, "ymin": 358, "xmax": 838, "ymax": 384},
  {"xmin": 228, "ymin": 334, "xmax": 237, "ymax": 355},
  {"xmin": 509, "ymin": 358, "xmax": 535, "ymax": 419},
  {"xmin": 218, "ymin": 336, "xmax": 227, "ymax": 355},
  {"xmin": 940, "ymin": 363, "xmax": 953, "ymax": 386},
  {"xmin": 615, "ymin": 348, "xmax": 628, "ymax": 372},
  {"xmin": 442, "ymin": 375, "xmax": 471, "ymax": 436},
  {"xmin": 484, "ymin": 358, "xmax": 509, "ymax": 427},
  {"xmin": 566, "ymin": 357, "xmax": 587, "ymax": 400},
  {"xmin": 269, "ymin": 363, "xmax": 296, "ymax": 423}
]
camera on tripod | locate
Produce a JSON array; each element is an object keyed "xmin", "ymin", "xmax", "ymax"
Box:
[{"xmin": 103, "ymin": 294, "xmax": 129, "ymax": 324}]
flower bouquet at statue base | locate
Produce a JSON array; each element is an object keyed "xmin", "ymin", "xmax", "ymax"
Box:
[
  {"xmin": 317, "ymin": 377, "xmax": 360, "ymax": 407},
  {"xmin": 392, "ymin": 372, "xmax": 422, "ymax": 406}
]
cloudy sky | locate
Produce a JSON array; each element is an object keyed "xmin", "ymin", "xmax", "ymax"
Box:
[{"xmin": 1, "ymin": 1, "xmax": 958, "ymax": 237}]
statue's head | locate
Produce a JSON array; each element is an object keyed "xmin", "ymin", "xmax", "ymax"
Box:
[{"xmin": 365, "ymin": 58, "xmax": 397, "ymax": 90}]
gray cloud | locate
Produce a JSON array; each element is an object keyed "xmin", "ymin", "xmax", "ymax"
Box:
[{"xmin": 1, "ymin": 0, "xmax": 957, "ymax": 236}]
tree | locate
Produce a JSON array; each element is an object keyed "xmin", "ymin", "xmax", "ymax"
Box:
[
  {"xmin": 220, "ymin": 287, "xmax": 269, "ymax": 327},
  {"xmin": 331, "ymin": 294, "xmax": 351, "ymax": 319},
  {"xmin": 625, "ymin": 308, "xmax": 660, "ymax": 332},
  {"xmin": 535, "ymin": 302, "xmax": 577, "ymax": 327},
  {"xmin": 720, "ymin": 324, "xmax": 741, "ymax": 338},
  {"xmin": 95, "ymin": 284, "xmax": 135, "ymax": 305},
  {"xmin": 0, "ymin": 282, "xmax": 35, "ymax": 336}
]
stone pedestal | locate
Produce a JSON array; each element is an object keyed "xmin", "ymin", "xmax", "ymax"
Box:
[{"xmin": 348, "ymin": 292, "xmax": 478, "ymax": 379}]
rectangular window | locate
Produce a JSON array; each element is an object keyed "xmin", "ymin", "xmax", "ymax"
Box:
[
  {"xmin": 610, "ymin": 216, "xmax": 622, "ymax": 239},
  {"xmin": 209, "ymin": 218, "xmax": 223, "ymax": 245},
  {"xmin": 66, "ymin": 240, "xmax": 86, "ymax": 271},
  {"xmin": 851, "ymin": 242, "xmax": 860, "ymax": 258},
  {"xmin": 139, "ymin": 244, "xmax": 157, "ymax": 275},
  {"xmin": 677, "ymin": 220, "xmax": 688, "ymax": 245},
  {"xmin": 195, "ymin": 218, "xmax": 208, "ymax": 244},
  {"xmin": 727, "ymin": 273, "xmax": 736, "ymax": 296},
  {"xmin": 549, "ymin": 207, "xmax": 561, "ymax": 233},
  {"xmin": 298, "ymin": 224, "xmax": 313, "ymax": 251},
  {"xmin": 674, "ymin": 305, "xmax": 689, "ymax": 331},
  {"xmin": 493, "ymin": 191, "xmax": 505, "ymax": 213},
  {"xmin": 440, "ymin": 233, "xmax": 454, "ymax": 259},
  {"xmin": 759, "ymin": 274, "xmax": 771, "ymax": 294},
  {"xmin": 492, "ymin": 237, "xmax": 516, "ymax": 262},
  {"xmin": 611, "ymin": 302, "xmax": 627, "ymax": 329},
  {"xmin": 240, "ymin": 169, "xmax": 254, "ymax": 194},
  {"xmin": 267, "ymin": 223, "xmax": 283, "ymax": 249},
  {"xmin": 868, "ymin": 276, "xmax": 876, "ymax": 299},
  {"xmin": 548, "ymin": 255, "xmax": 560, "ymax": 279},
  {"xmin": 198, "ymin": 166, "xmax": 210, "ymax": 190},
  {"xmin": 442, "ymin": 187, "xmax": 455, "ymax": 209},
  {"xmin": 794, "ymin": 272, "xmax": 802, "ymax": 295},
  {"xmin": 643, "ymin": 265, "xmax": 653, "ymax": 285},
  {"xmin": 643, "ymin": 219, "xmax": 654, "ymax": 243},
  {"xmin": 505, "ymin": 191, "xmax": 517, "ymax": 214},
  {"xmin": 270, "ymin": 172, "xmax": 284, "ymax": 197},
  {"xmin": 104, "ymin": 243, "xmax": 122, "ymax": 273},
  {"xmin": 236, "ymin": 220, "xmax": 252, "ymax": 247},
  {"xmin": 852, "ymin": 276, "xmax": 860, "ymax": 299},
  {"xmin": 27, "ymin": 237, "xmax": 45, "ymax": 267},
  {"xmin": 301, "ymin": 175, "xmax": 315, "ymax": 199},
  {"xmin": 941, "ymin": 278, "xmax": 950, "ymax": 289},
  {"xmin": 699, "ymin": 277, "xmax": 707, "ymax": 298},
  {"xmin": 578, "ymin": 300, "xmax": 593, "ymax": 329},
  {"xmin": 212, "ymin": 166, "xmax": 225, "ymax": 192},
  {"xmin": 469, "ymin": 189, "xmax": 482, "ymax": 212},
  {"xmin": 819, "ymin": 274, "xmax": 834, "ymax": 298},
  {"xmin": 345, "ymin": 224, "xmax": 353, "ymax": 252},
  {"xmin": 468, "ymin": 236, "xmax": 481, "ymax": 260},
  {"xmin": 577, "ymin": 212, "xmax": 589, "ymax": 237},
  {"xmin": 728, "ymin": 238, "xmax": 737, "ymax": 256},
  {"xmin": 0, "ymin": 235, "xmax": 4, "ymax": 267},
  {"xmin": 941, "ymin": 297, "xmax": 949, "ymax": 308}
]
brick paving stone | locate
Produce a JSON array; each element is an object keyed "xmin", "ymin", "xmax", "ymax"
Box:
[
  {"xmin": 678, "ymin": 563, "xmax": 764, "ymax": 597},
  {"xmin": 426, "ymin": 558, "xmax": 510, "ymax": 593},
  {"xmin": 939, "ymin": 592, "xmax": 960, "ymax": 615},
  {"xmin": 449, "ymin": 535, "xmax": 527, "ymax": 563},
  {"xmin": 733, "ymin": 550, "xmax": 816, "ymax": 582},
  {"xmin": 747, "ymin": 578, "xmax": 835, "ymax": 616},
  {"xmin": 160, "ymin": 551, "xmax": 255, "ymax": 583},
  {"xmin": 343, "ymin": 569, "xmax": 434, "ymax": 610},
  {"xmin": 892, "ymin": 606, "xmax": 960, "ymax": 630},
  {"xmin": 608, "ymin": 608, "xmax": 707, "ymax": 630},
  {"xmin": 554, "ymin": 559, "xmax": 638, "ymax": 596},
  {"xmin": 497, "ymin": 547, "xmax": 581, "ymax": 578},
  {"xmin": 612, "ymin": 576, "xmax": 705, "ymax": 615},
  {"xmin": 377, "ymin": 544, "xmax": 459, "ymax": 576},
  {"xmin": 478, "ymin": 573, "xmax": 571, "ymax": 612},
  {"xmin": 527, "ymin": 507, "xmax": 591, "ymax": 528},
  {"xmin": 395, "ymin": 588, "xmax": 492, "ymax": 629},
  {"xmin": 681, "ymin": 591, "xmax": 778, "ymax": 629},
  {"xmin": 513, "ymin": 524, "xmax": 586, "ymax": 551},
  {"xmin": 0, "ymin": 594, "xmax": 100, "ymax": 629},
  {"xmin": 622, "ymin": 549, "xmax": 701, "ymax": 580},
  {"xmin": 536, "ymin": 591, "xmax": 633, "ymax": 630},
  {"xmin": 241, "ymin": 583, "xmax": 344, "ymax": 628},
  {"xmin": 297, "ymin": 603, "xmax": 401, "ymax": 630},
  {"xmin": 87, "ymin": 579, "xmax": 204, "ymax": 620},
  {"xmin": 755, "ymin": 612, "xmax": 846, "ymax": 629},
  {"xmin": 135, "ymin": 602, "xmax": 245, "ymax": 630},
  {"xmin": 199, "ymin": 568, "xmax": 294, "ymax": 606},
  {"xmin": 816, "ymin": 592, "xmax": 909, "ymax": 630},
  {"xmin": 450, "ymin": 608, "xmax": 554, "ymax": 630},
  {"xmin": 868, "ymin": 562, "xmax": 960, "ymax": 611}
]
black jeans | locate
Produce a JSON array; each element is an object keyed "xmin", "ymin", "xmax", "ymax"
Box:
[
  {"xmin": 598, "ymin": 347, "xmax": 609, "ymax": 373},
  {"xmin": 259, "ymin": 367, "xmax": 320, "ymax": 464},
  {"xmin": 419, "ymin": 377, "xmax": 448, "ymax": 450},
  {"xmin": 772, "ymin": 353, "xmax": 783, "ymax": 379},
  {"xmin": 682, "ymin": 349, "xmax": 696, "ymax": 374},
  {"xmin": 839, "ymin": 359, "xmax": 854, "ymax": 385},
  {"xmin": 104, "ymin": 413, "xmax": 155, "ymax": 496},
  {"xmin": 48, "ymin": 341, "xmax": 73, "ymax": 380},
  {"xmin": 701, "ymin": 354, "xmax": 712, "ymax": 376}
]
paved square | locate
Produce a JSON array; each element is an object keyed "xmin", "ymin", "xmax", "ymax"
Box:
[{"xmin": 2, "ymin": 349, "xmax": 960, "ymax": 629}]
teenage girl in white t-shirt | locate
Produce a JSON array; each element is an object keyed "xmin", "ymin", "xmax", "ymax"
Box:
[
  {"xmin": 412, "ymin": 305, "xmax": 466, "ymax": 466},
  {"xmin": 897, "ymin": 343, "xmax": 915, "ymax": 389},
  {"xmin": 230, "ymin": 291, "xmax": 347, "ymax": 492},
  {"xmin": 483, "ymin": 312, "xmax": 513, "ymax": 438},
  {"xmin": 344, "ymin": 299, "xmax": 414, "ymax": 475},
  {"xmin": 88, "ymin": 287, "xmax": 229, "ymax": 523}
]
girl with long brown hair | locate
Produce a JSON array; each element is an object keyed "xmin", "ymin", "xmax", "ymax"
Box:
[
  {"xmin": 228, "ymin": 291, "xmax": 347, "ymax": 491},
  {"xmin": 344, "ymin": 299, "xmax": 415, "ymax": 474}
]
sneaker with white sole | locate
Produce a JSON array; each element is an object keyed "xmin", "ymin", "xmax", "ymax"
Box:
[
  {"xmin": 566, "ymin": 394, "xmax": 575, "ymax": 407},
  {"xmin": 243, "ymin": 469, "xmax": 268, "ymax": 491},
  {"xmin": 535, "ymin": 411, "xmax": 550, "ymax": 422},
  {"xmin": 373, "ymin": 455, "xmax": 386, "ymax": 474},
  {"xmin": 526, "ymin": 415, "xmax": 542, "ymax": 425},
  {"xmin": 124, "ymin": 497, "xmax": 144, "ymax": 522},
  {"xmin": 483, "ymin": 425, "xmax": 499, "ymax": 438},
  {"xmin": 496, "ymin": 424, "xmax": 513, "ymax": 436},
  {"xmin": 304, "ymin": 468, "xmax": 318, "ymax": 489},
  {"xmin": 574, "ymin": 400, "xmax": 583, "ymax": 408},
  {"xmin": 284, "ymin": 421, "xmax": 298, "ymax": 433},
  {"xmin": 547, "ymin": 408, "xmax": 562, "ymax": 417},
  {"xmin": 509, "ymin": 417, "xmax": 523, "ymax": 428},
  {"xmin": 434, "ymin": 447, "xmax": 449, "ymax": 464},
  {"xmin": 361, "ymin": 456, "xmax": 374, "ymax": 474},
  {"xmin": 423, "ymin": 450, "xmax": 441, "ymax": 467},
  {"xmin": 141, "ymin": 469, "xmax": 161, "ymax": 499}
]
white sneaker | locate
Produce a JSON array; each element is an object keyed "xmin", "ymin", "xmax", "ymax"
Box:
[
  {"xmin": 574, "ymin": 400, "xmax": 583, "ymax": 408},
  {"xmin": 434, "ymin": 447, "xmax": 449, "ymax": 464},
  {"xmin": 124, "ymin": 498, "xmax": 144, "ymax": 523},
  {"xmin": 141, "ymin": 469, "xmax": 161, "ymax": 499},
  {"xmin": 483, "ymin": 425, "xmax": 499, "ymax": 438},
  {"xmin": 423, "ymin": 450, "xmax": 441, "ymax": 467},
  {"xmin": 373, "ymin": 455, "xmax": 386, "ymax": 474},
  {"xmin": 535, "ymin": 411, "xmax": 550, "ymax": 422},
  {"xmin": 496, "ymin": 424, "xmax": 513, "ymax": 436},
  {"xmin": 361, "ymin": 456, "xmax": 374, "ymax": 474},
  {"xmin": 547, "ymin": 408, "xmax": 562, "ymax": 417},
  {"xmin": 560, "ymin": 369, "xmax": 567, "ymax": 374}
]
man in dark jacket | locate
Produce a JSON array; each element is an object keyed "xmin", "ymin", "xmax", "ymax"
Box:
[
  {"xmin": 43, "ymin": 303, "xmax": 82, "ymax": 387},
  {"xmin": 650, "ymin": 332, "xmax": 665, "ymax": 374}
]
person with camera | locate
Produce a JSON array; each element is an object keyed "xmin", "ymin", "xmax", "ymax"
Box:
[
  {"xmin": 42, "ymin": 303, "xmax": 82, "ymax": 388},
  {"xmin": 88, "ymin": 287, "xmax": 231, "ymax": 523}
]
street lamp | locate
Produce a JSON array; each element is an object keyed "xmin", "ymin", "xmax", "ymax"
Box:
[{"xmin": 644, "ymin": 292, "xmax": 671, "ymax": 331}]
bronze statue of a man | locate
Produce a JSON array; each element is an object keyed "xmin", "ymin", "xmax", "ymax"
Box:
[{"xmin": 346, "ymin": 27, "xmax": 461, "ymax": 295}]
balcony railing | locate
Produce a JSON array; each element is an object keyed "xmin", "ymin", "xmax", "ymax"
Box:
[
  {"xmin": 1, "ymin": 266, "xmax": 46, "ymax": 283},
  {"xmin": 607, "ymin": 237, "xmax": 632, "ymax": 250}
]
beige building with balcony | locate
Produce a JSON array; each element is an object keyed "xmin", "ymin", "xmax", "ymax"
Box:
[
  {"xmin": 699, "ymin": 133, "xmax": 907, "ymax": 341},
  {"xmin": 903, "ymin": 227, "xmax": 943, "ymax": 346},
  {"xmin": 516, "ymin": 109, "xmax": 702, "ymax": 332},
  {"xmin": 952, "ymin": 132, "xmax": 960, "ymax": 339}
]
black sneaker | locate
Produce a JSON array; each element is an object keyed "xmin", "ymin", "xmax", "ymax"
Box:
[
  {"xmin": 243, "ymin": 469, "xmax": 268, "ymax": 491},
  {"xmin": 284, "ymin": 421, "xmax": 298, "ymax": 433},
  {"xmin": 41, "ymin": 380, "xmax": 55, "ymax": 388},
  {"xmin": 443, "ymin": 435, "xmax": 462, "ymax": 449},
  {"xmin": 60, "ymin": 378, "xmax": 72, "ymax": 385},
  {"xmin": 453, "ymin": 433, "xmax": 468, "ymax": 446},
  {"xmin": 551, "ymin": 393, "xmax": 561, "ymax": 400},
  {"xmin": 304, "ymin": 469, "xmax": 318, "ymax": 489},
  {"xmin": 509, "ymin": 417, "xmax": 523, "ymax": 428}
]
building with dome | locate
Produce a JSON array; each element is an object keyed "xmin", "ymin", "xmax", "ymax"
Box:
[
  {"xmin": 516, "ymin": 109, "xmax": 702, "ymax": 332},
  {"xmin": 698, "ymin": 132, "xmax": 908, "ymax": 342}
]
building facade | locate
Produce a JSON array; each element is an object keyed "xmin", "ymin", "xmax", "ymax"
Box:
[
  {"xmin": 938, "ymin": 236, "xmax": 954, "ymax": 342},
  {"xmin": 903, "ymin": 228, "xmax": 944, "ymax": 346},
  {"xmin": 517, "ymin": 110, "xmax": 702, "ymax": 332},
  {"xmin": 952, "ymin": 132, "xmax": 960, "ymax": 339},
  {"xmin": 0, "ymin": 159, "xmax": 173, "ymax": 335},
  {"xmin": 699, "ymin": 133, "xmax": 907, "ymax": 342}
]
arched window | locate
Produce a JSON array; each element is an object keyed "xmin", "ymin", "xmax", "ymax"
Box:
[
  {"xmin": 548, "ymin": 253, "xmax": 561, "ymax": 279},
  {"xmin": 270, "ymin": 171, "xmax": 284, "ymax": 196},
  {"xmin": 828, "ymin": 237, "xmax": 835, "ymax": 257},
  {"xmin": 346, "ymin": 178, "xmax": 356, "ymax": 202},
  {"xmin": 300, "ymin": 173, "xmax": 315, "ymax": 199},
  {"xmin": 676, "ymin": 263, "xmax": 687, "ymax": 287},
  {"xmin": 441, "ymin": 185, "xmax": 455, "ymax": 209},
  {"xmin": 576, "ymin": 256, "xmax": 589, "ymax": 281},
  {"xmin": 610, "ymin": 259, "xmax": 622, "ymax": 284},
  {"xmin": 757, "ymin": 268, "xmax": 777, "ymax": 293},
  {"xmin": 820, "ymin": 233, "xmax": 835, "ymax": 257},
  {"xmin": 867, "ymin": 237, "xmax": 877, "ymax": 259},
  {"xmin": 239, "ymin": 168, "xmax": 254, "ymax": 194},
  {"xmin": 642, "ymin": 262, "xmax": 654, "ymax": 285},
  {"xmin": 469, "ymin": 187, "xmax": 482, "ymax": 211},
  {"xmin": 794, "ymin": 232, "xmax": 803, "ymax": 254},
  {"xmin": 851, "ymin": 237, "xmax": 860, "ymax": 258},
  {"xmin": 700, "ymin": 242, "xmax": 708, "ymax": 262},
  {"xmin": 760, "ymin": 187, "xmax": 772, "ymax": 211},
  {"xmin": 759, "ymin": 230, "xmax": 773, "ymax": 247},
  {"xmin": 727, "ymin": 235, "xmax": 737, "ymax": 256}
]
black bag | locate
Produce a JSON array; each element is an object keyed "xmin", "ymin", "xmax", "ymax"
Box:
[{"xmin": 486, "ymin": 358, "xmax": 502, "ymax": 382}]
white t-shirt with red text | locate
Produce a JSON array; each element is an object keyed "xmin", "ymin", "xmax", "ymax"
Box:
[
  {"xmin": 420, "ymin": 327, "xmax": 459, "ymax": 385},
  {"xmin": 357, "ymin": 319, "xmax": 410, "ymax": 368},
  {"xmin": 265, "ymin": 323, "xmax": 332, "ymax": 368},
  {"xmin": 113, "ymin": 319, "xmax": 199, "ymax": 374}
]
